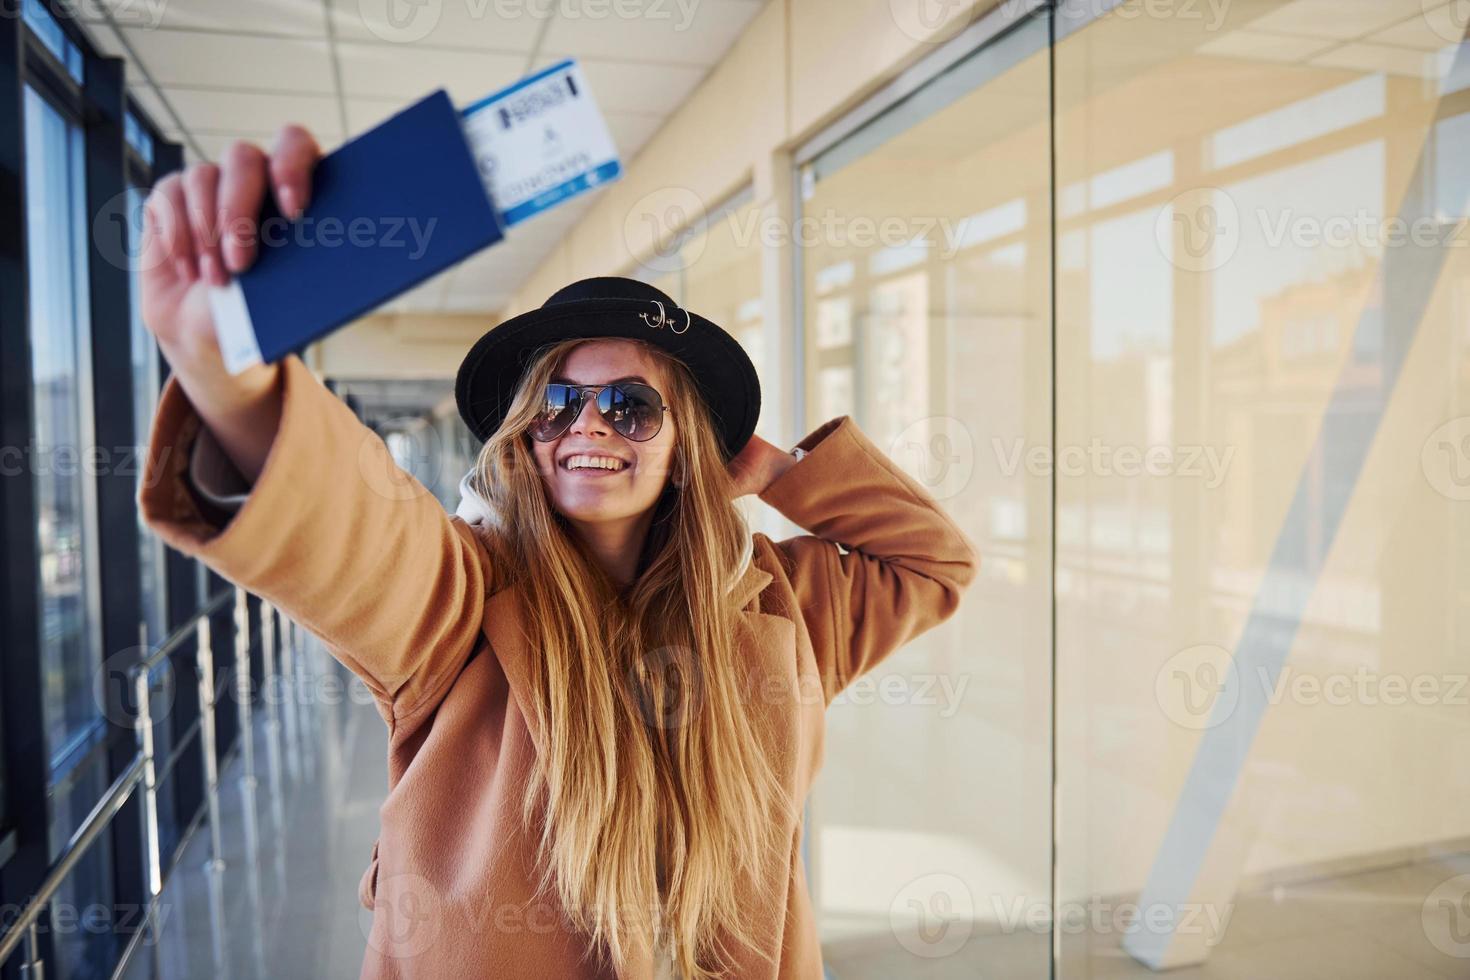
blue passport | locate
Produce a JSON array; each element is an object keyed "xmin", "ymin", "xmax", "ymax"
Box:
[{"xmin": 208, "ymin": 89, "xmax": 504, "ymax": 374}]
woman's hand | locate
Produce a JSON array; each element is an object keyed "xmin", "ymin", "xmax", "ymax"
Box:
[
  {"xmin": 726, "ymin": 434, "xmax": 799, "ymax": 498},
  {"xmin": 138, "ymin": 125, "xmax": 323, "ymax": 484},
  {"xmin": 140, "ymin": 125, "xmax": 320, "ymax": 374}
]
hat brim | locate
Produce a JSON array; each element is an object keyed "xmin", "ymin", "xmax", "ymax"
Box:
[{"xmin": 455, "ymin": 297, "xmax": 761, "ymax": 462}]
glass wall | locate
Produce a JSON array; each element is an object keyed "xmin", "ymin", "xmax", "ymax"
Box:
[
  {"xmin": 628, "ymin": 191, "xmax": 785, "ymax": 535},
  {"xmin": 129, "ymin": 185, "xmax": 168, "ymax": 649},
  {"xmin": 24, "ymin": 82, "xmax": 117, "ymax": 979},
  {"xmin": 795, "ymin": 2, "xmax": 1470, "ymax": 977},
  {"xmin": 1053, "ymin": 2, "xmax": 1470, "ymax": 977},
  {"xmin": 127, "ymin": 182, "xmax": 183, "ymax": 863},
  {"xmin": 798, "ymin": 15, "xmax": 1053, "ymax": 978}
]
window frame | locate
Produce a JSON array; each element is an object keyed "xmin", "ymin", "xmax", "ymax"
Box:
[{"xmin": 0, "ymin": 4, "xmax": 184, "ymax": 970}]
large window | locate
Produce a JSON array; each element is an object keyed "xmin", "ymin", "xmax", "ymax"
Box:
[
  {"xmin": 796, "ymin": 16, "xmax": 1054, "ymax": 976},
  {"xmin": 627, "ymin": 192, "xmax": 784, "ymax": 535},
  {"xmin": 790, "ymin": 2, "xmax": 1470, "ymax": 977},
  {"xmin": 1053, "ymin": 3, "xmax": 1470, "ymax": 976},
  {"xmin": 24, "ymin": 79, "xmax": 117, "ymax": 978},
  {"xmin": 129, "ymin": 185, "xmax": 168, "ymax": 648},
  {"xmin": 127, "ymin": 182, "xmax": 182, "ymax": 863}
]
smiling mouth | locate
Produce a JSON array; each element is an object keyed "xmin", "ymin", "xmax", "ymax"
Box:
[{"xmin": 559, "ymin": 455, "xmax": 629, "ymax": 475}]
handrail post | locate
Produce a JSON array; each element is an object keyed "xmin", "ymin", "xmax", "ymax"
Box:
[
  {"xmin": 234, "ymin": 587, "xmax": 256, "ymax": 788},
  {"xmin": 280, "ymin": 617, "xmax": 301, "ymax": 781},
  {"xmin": 133, "ymin": 625, "xmax": 163, "ymax": 929},
  {"xmin": 196, "ymin": 612, "xmax": 226, "ymax": 873},
  {"xmin": 18, "ymin": 922, "xmax": 42, "ymax": 980},
  {"xmin": 261, "ymin": 601, "xmax": 280, "ymax": 739}
]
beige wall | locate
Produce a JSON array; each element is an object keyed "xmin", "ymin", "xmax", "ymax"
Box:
[
  {"xmin": 318, "ymin": 311, "xmax": 492, "ymax": 379},
  {"xmin": 504, "ymin": 0, "xmax": 1000, "ymax": 317}
]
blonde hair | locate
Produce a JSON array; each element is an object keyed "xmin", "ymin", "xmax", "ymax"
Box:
[{"xmin": 466, "ymin": 337, "xmax": 798, "ymax": 978}]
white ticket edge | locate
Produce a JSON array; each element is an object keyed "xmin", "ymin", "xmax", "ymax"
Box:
[{"xmin": 208, "ymin": 280, "xmax": 263, "ymax": 375}]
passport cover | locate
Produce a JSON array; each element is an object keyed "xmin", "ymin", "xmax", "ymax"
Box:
[{"xmin": 209, "ymin": 88, "xmax": 505, "ymax": 373}]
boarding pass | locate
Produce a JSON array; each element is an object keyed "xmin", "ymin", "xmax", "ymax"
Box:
[{"xmin": 461, "ymin": 59, "xmax": 623, "ymax": 227}]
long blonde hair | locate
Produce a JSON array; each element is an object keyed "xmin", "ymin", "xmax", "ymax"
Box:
[{"xmin": 466, "ymin": 337, "xmax": 797, "ymax": 978}]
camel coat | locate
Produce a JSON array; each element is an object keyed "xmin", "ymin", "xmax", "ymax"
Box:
[{"xmin": 137, "ymin": 353, "xmax": 980, "ymax": 979}]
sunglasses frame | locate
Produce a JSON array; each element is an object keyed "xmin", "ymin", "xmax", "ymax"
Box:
[{"xmin": 528, "ymin": 381, "xmax": 672, "ymax": 443}]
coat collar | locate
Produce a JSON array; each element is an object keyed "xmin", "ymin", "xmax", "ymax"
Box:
[{"xmin": 730, "ymin": 553, "xmax": 774, "ymax": 613}]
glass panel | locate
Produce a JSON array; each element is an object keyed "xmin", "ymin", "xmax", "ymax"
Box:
[
  {"xmin": 799, "ymin": 15, "xmax": 1053, "ymax": 977},
  {"xmin": 128, "ymin": 182, "xmax": 181, "ymax": 861},
  {"xmin": 682, "ymin": 198, "xmax": 773, "ymax": 438},
  {"xmin": 124, "ymin": 112, "xmax": 155, "ymax": 166},
  {"xmin": 22, "ymin": 0, "xmax": 83, "ymax": 83},
  {"xmin": 1055, "ymin": 3, "xmax": 1470, "ymax": 977},
  {"xmin": 129, "ymin": 186, "xmax": 167, "ymax": 648},
  {"xmin": 679, "ymin": 195, "xmax": 782, "ymax": 535},
  {"xmin": 25, "ymin": 83, "xmax": 116, "ymax": 977}
]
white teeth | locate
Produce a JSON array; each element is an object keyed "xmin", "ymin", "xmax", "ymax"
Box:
[{"xmin": 563, "ymin": 454, "xmax": 626, "ymax": 471}]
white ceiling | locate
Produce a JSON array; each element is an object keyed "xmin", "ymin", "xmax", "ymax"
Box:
[{"xmin": 79, "ymin": 0, "xmax": 765, "ymax": 316}]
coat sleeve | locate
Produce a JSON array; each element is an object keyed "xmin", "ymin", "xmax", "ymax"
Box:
[
  {"xmin": 757, "ymin": 415, "xmax": 979, "ymax": 706},
  {"xmin": 137, "ymin": 354, "xmax": 491, "ymax": 722}
]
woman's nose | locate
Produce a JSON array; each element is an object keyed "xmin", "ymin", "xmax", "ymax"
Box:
[{"xmin": 568, "ymin": 392, "xmax": 609, "ymax": 435}]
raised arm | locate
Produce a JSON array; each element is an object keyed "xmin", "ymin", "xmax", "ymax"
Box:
[
  {"xmin": 135, "ymin": 126, "xmax": 490, "ymax": 722},
  {"xmin": 756, "ymin": 416, "xmax": 979, "ymax": 706},
  {"xmin": 138, "ymin": 356, "xmax": 492, "ymax": 720}
]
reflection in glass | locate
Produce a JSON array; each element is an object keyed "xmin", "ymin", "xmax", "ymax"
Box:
[
  {"xmin": 1055, "ymin": 2, "xmax": 1470, "ymax": 976},
  {"xmin": 799, "ymin": 14, "xmax": 1053, "ymax": 978},
  {"xmin": 25, "ymin": 84, "xmax": 117, "ymax": 978}
]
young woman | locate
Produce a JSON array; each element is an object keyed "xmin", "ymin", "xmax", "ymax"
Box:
[{"xmin": 137, "ymin": 125, "xmax": 979, "ymax": 980}]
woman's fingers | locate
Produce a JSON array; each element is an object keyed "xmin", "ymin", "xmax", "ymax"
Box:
[
  {"xmin": 181, "ymin": 161, "xmax": 225, "ymax": 287},
  {"xmin": 269, "ymin": 124, "xmax": 320, "ymax": 221},
  {"xmin": 150, "ymin": 173, "xmax": 197, "ymax": 286},
  {"xmin": 218, "ymin": 139, "xmax": 269, "ymax": 274}
]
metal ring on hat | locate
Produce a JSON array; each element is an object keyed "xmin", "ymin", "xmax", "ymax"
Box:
[
  {"xmin": 670, "ymin": 307, "xmax": 691, "ymax": 334},
  {"xmin": 641, "ymin": 301, "xmax": 668, "ymax": 329}
]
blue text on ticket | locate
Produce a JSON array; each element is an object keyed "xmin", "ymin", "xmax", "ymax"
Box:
[{"xmin": 461, "ymin": 60, "xmax": 623, "ymax": 226}]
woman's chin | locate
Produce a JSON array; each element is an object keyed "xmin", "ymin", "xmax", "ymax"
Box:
[{"xmin": 553, "ymin": 490, "xmax": 659, "ymax": 526}]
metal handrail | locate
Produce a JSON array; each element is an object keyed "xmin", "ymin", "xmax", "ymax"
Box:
[
  {"xmin": 135, "ymin": 588, "xmax": 234, "ymax": 676},
  {"xmin": 0, "ymin": 585, "xmax": 296, "ymax": 978},
  {"xmin": 0, "ymin": 756, "xmax": 146, "ymax": 965}
]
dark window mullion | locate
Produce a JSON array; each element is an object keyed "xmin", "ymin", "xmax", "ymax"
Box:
[
  {"xmin": 82, "ymin": 48, "xmax": 149, "ymax": 951},
  {"xmin": 0, "ymin": 5, "xmax": 62, "ymax": 975}
]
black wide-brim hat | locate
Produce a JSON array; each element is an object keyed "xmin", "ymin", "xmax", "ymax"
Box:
[{"xmin": 455, "ymin": 277, "xmax": 761, "ymax": 461}]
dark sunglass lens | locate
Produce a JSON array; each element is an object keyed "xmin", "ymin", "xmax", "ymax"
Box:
[
  {"xmin": 602, "ymin": 384, "xmax": 663, "ymax": 441},
  {"xmin": 529, "ymin": 383, "xmax": 578, "ymax": 441}
]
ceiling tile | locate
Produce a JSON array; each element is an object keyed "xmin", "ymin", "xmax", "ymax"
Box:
[
  {"xmin": 538, "ymin": 54, "xmax": 705, "ymax": 114},
  {"xmin": 1309, "ymin": 41, "xmax": 1438, "ymax": 77},
  {"xmin": 440, "ymin": 289, "xmax": 510, "ymax": 313},
  {"xmin": 1197, "ymin": 30, "xmax": 1339, "ymax": 63},
  {"xmin": 345, "ymin": 97, "xmax": 412, "ymax": 134},
  {"xmin": 335, "ymin": 41, "xmax": 525, "ymax": 105},
  {"xmin": 385, "ymin": 267, "xmax": 456, "ymax": 313},
  {"xmin": 159, "ymin": 87, "xmax": 344, "ymax": 139},
  {"xmin": 326, "ymin": 0, "xmax": 545, "ymax": 51},
  {"xmin": 121, "ymin": 28, "xmax": 334, "ymax": 92},
  {"xmin": 540, "ymin": 0, "xmax": 758, "ymax": 64},
  {"xmin": 89, "ymin": 0, "xmax": 328, "ymax": 35},
  {"xmin": 163, "ymin": 129, "xmax": 280, "ymax": 160},
  {"xmin": 1249, "ymin": 0, "xmax": 1426, "ymax": 41},
  {"xmin": 126, "ymin": 83, "xmax": 175, "ymax": 130},
  {"xmin": 604, "ymin": 111, "xmax": 663, "ymax": 160},
  {"xmin": 447, "ymin": 244, "xmax": 541, "ymax": 282},
  {"xmin": 1370, "ymin": 7, "xmax": 1468, "ymax": 50}
]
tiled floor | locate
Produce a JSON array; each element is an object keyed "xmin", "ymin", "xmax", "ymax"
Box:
[
  {"xmin": 823, "ymin": 855, "xmax": 1470, "ymax": 979},
  {"xmin": 118, "ymin": 636, "xmax": 387, "ymax": 980},
  {"xmin": 112, "ymin": 636, "xmax": 1470, "ymax": 979}
]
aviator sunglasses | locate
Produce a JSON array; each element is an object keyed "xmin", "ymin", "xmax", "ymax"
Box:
[{"xmin": 527, "ymin": 380, "xmax": 671, "ymax": 443}]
